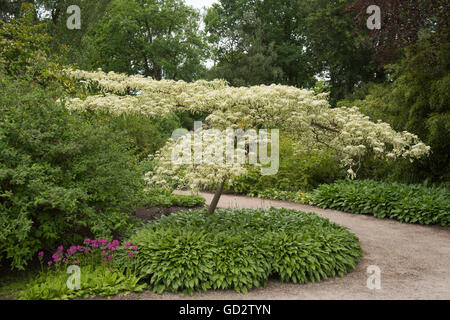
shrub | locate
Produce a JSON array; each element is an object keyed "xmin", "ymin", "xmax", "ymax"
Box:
[
  {"xmin": 248, "ymin": 188, "xmax": 313, "ymax": 205},
  {"xmin": 0, "ymin": 77, "xmax": 144, "ymax": 270},
  {"xmin": 229, "ymin": 136, "xmax": 342, "ymax": 194},
  {"xmin": 312, "ymin": 180, "xmax": 450, "ymax": 226},
  {"xmin": 117, "ymin": 208, "xmax": 362, "ymax": 294},
  {"xmin": 109, "ymin": 113, "xmax": 182, "ymax": 160}
]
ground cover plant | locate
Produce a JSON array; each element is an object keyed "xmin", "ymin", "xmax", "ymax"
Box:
[
  {"xmin": 312, "ymin": 180, "xmax": 450, "ymax": 226},
  {"xmin": 118, "ymin": 208, "xmax": 363, "ymax": 295},
  {"xmin": 246, "ymin": 189, "xmax": 313, "ymax": 205}
]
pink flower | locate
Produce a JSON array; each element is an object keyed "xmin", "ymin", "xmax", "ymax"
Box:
[
  {"xmin": 38, "ymin": 251, "xmax": 44, "ymax": 257},
  {"xmin": 76, "ymin": 245, "xmax": 83, "ymax": 251},
  {"xmin": 112, "ymin": 240, "xmax": 119, "ymax": 246},
  {"xmin": 124, "ymin": 242, "xmax": 131, "ymax": 248},
  {"xmin": 128, "ymin": 252, "xmax": 135, "ymax": 259},
  {"xmin": 52, "ymin": 253, "xmax": 60, "ymax": 261},
  {"xmin": 103, "ymin": 257, "xmax": 108, "ymax": 263},
  {"xmin": 57, "ymin": 245, "xmax": 63, "ymax": 252},
  {"xmin": 83, "ymin": 238, "xmax": 91, "ymax": 244},
  {"xmin": 131, "ymin": 245, "xmax": 138, "ymax": 250},
  {"xmin": 102, "ymin": 250, "xmax": 107, "ymax": 256},
  {"xmin": 48, "ymin": 261, "xmax": 53, "ymax": 266},
  {"xmin": 63, "ymin": 258, "xmax": 68, "ymax": 263},
  {"xmin": 74, "ymin": 260, "xmax": 80, "ymax": 264},
  {"xmin": 108, "ymin": 255, "xmax": 113, "ymax": 260}
]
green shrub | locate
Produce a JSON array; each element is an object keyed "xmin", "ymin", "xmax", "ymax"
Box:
[
  {"xmin": 249, "ymin": 188, "xmax": 313, "ymax": 204},
  {"xmin": 109, "ymin": 113, "xmax": 182, "ymax": 160},
  {"xmin": 0, "ymin": 77, "xmax": 145, "ymax": 270},
  {"xmin": 312, "ymin": 180, "xmax": 450, "ymax": 226},
  {"xmin": 229, "ymin": 136, "xmax": 342, "ymax": 194},
  {"xmin": 116, "ymin": 208, "xmax": 362, "ymax": 294}
]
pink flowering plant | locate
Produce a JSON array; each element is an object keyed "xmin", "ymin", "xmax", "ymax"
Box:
[
  {"xmin": 20, "ymin": 238, "xmax": 144, "ymax": 299},
  {"xmin": 38, "ymin": 238, "xmax": 139, "ymax": 270}
]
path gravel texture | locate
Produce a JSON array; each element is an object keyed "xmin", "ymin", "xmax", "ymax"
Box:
[{"xmin": 113, "ymin": 192, "xmax": 450, "ymax": 300}]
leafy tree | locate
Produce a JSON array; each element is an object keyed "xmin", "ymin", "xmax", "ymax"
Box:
[
  {"xmin": 82, "ymin": 0, "xmax": 207, "ymax": 81},
  {"xmin": 0, "ymin": 0, "xmax": 33, "ymax": 20},
  {"xmin": 66, "ymin": 69, "xmax": 430, "ymax": 216},
  {"xmin": 0, "ymin": 4, "xmax": 145, "ymax": 270},
  {"xmin": 204, "ymin": 0, "xmax": 316, "ymax": 88},
  {"xmin": 347, "ymin": 0, "xmax": 449, "ymax": 65},
  {"xmin": 340, "ymin": 31, "xmax": 450, "ymax": 182},
  {"xmin": 204, "ymin": 0, "xmax": 379, "ymax": 105},
  {"xmin": 341, "ymin": 0, "xmax": 450, "ymax": 182},
  {"xmin": 303, "ymin": 0, "xmax": 380, "ymax": 105},
  {"xmin": 35, "ymin": 0, "xmax": 112, "ymax": 68}
]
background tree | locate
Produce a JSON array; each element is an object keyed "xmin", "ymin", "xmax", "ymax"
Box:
[
  {"xmin": 83, "ymin": 0, "xmax": 207, "ymax": 81},
  {"xmin": 204, "ymin": 0, "xmax": 316, "ymax": 88},
  {"xmin": 204, "ymin": 0, "xmax": 379, "ymax": 105},
  {"xmin": 347, "ymin": 0, "xmax": 449, "ymax": 65},
  {"xmin": 341, "ymin": 0, "xmax": 450, "ymax": 182},
  {"xmin": 303, "ymin": 0, "xmax": 380, "ymax": 105}
]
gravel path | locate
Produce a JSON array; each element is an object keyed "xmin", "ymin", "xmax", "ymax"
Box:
[{"xmin": 114, "ymin": 192, "xmax": 450, "ymax": 300}]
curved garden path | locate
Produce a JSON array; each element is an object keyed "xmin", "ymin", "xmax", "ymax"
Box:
[{"xmin": 114, "ymin": 192, "xmax": 450, "ymax": 300}]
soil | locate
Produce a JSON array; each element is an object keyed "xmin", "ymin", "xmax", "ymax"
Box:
[
  {"xmin": 111, "ymin": 192, "xmax": 449, "ymax": 300},
  {"xmin": 135, "ymin": 205, "xmax": 204, "ymax": 223}
]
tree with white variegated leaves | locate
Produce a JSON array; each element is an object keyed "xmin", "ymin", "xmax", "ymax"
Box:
[{"xmin": 66, "ymin": 69, "xmax": 430, "ymax": 215}]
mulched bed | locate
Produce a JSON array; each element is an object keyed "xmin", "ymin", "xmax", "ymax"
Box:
[{"xmin": 135, "ymin": 205, "xmax": 204, "ymax": 223}]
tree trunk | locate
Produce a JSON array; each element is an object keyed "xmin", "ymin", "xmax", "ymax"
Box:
[{"xmin": 206, "ymin": 180, "xmax": 225, "ymax": 216}]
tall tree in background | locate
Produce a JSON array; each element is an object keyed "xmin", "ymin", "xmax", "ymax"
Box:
[
  {"xmin": 347, "ymin": 0, "xmax": 449, "ymax": 65},
  {"xmin": 36, "ymin": 0, "xmax": 112, "ymax": 68},
  {"xmin": 204, "ymin": 0, "xmax": 316, "ymax": 88},
  {"xmin": 343, "ymin": 0, "xmax": 450, "ymax": 182},
  {"xmin": 84, "ymin": 0, "xmax": 207, "ymax": 80},
  {"xmin": 0, "ymin": 0, "xmax": 33, "ymax": 20},
  {"xmin": 205, "ymin": 0, "xmax": 379, "ymax": 105},
  {"xmin": 303, "ymin": 0, "xmax": 379, "ymax": 105}
]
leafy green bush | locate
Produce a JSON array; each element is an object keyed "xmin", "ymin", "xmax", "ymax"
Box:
[
  {"xmin": 0, "ymin": 77, "xmax": 145, "ymax": 270},
  {"xmin": 248, "ymin": 188, "xmax": 313, "ymax": 205},
  {"xmin": 109, "ymin": 113, "xmax": 182, "ymax": 160},
  {"xmin": 116, "ymin": 208, "xmax": 362, "ymax": 294},
  {"xmin": 312, "ymin": 180, "xmax": 450, "ymax": 226},
  {"xmin": 229, "ymin": 136, "xmax": 342, "ymax": 194}
]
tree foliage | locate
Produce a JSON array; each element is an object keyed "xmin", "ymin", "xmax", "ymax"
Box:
[
  {"xmin": 347, "ymin": 0, "xmax": 449, "ymax": 65},
  {"xmin": 82, "ymin": 0, "xmax": 208, "ymax": 81}
]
